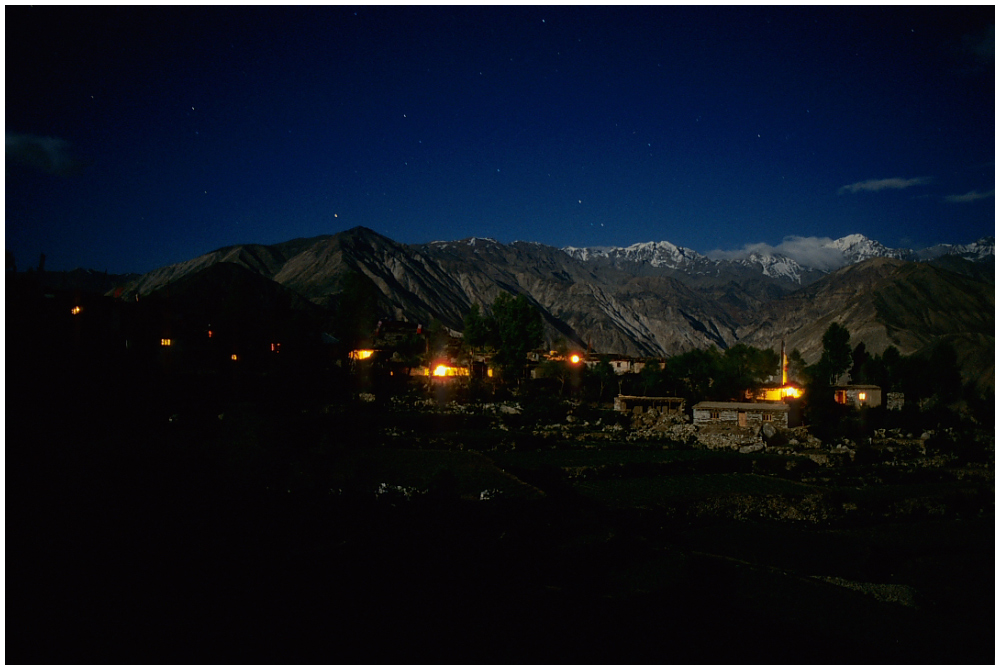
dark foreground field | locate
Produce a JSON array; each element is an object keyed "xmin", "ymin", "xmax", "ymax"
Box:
[{"xmin": 11, "ymin": 374, "xmax": 994, "ymax": 664}]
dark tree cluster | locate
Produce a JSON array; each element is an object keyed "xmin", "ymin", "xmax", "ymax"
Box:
[
  {"xmin": 800, "ymin": 322, "xmax": 983, "ymax": 440},
  {"xmin": 463, "ymin": 293, "xmax": 544, "ymax": 381},
  {"xmin": 609, "ymin": 344, "xmax": 779, "ymax": 405}
]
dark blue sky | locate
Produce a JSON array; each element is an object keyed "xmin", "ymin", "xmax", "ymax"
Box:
[{"xmin": 6, "ymin": 5, "xmax": 995, "ymax": 274}]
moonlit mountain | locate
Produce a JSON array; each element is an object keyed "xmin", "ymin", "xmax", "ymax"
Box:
[
  {"xmin": 566, "ymin": 234, "xmax": 995, "ymax": 285},
  {"xmin": 109, "ymin": 227, "xmax": 994, "ymax": 390}
]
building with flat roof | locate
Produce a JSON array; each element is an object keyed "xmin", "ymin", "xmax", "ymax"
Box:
[
  {"xmin": 692, "ymin": 401, "xmax": 790, "ymax": 429},
  {"xmin": 833, "ymin": 385, "xmax": 882, "ymax": 408},
  {"xmin": 614, "ymin": 395, "xmax": 685, "ymax": 415}
]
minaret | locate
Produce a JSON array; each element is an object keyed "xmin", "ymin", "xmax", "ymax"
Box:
[{"xmin": 780, "ymin": 339, "xmax": 788, "ymax": 386}]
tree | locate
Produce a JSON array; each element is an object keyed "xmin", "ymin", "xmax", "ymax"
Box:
[
  {"xmin": 473, "ymin": 293, "xmax": 544, "ymax": 381},
  {"xmin": 812, "ymin": 322, "xmax": 852, "ymax": 385},
  {"xmin": 425, "ymin": 318, "xmax": 451, "ymax": 359},
  {"xmin": 588, "ymin": 358, "xmax": 617, "ymax": 404},
  {"xmin": 849, "ymin": 342, "xmax": 870, "ymax": 384},
  {"xmin": 462, "ymin": 303, "xmax": 490, "ymax": 351},
  {"xmin": 803, "ymin": 323, "xmax": 854, "ymax": 438},
  {"xmin": 637, "ymin": 362, "xmax": 664, "ymax": 396},
  {"xmin": 537, "ymin": 358, "xmax": 571, "ymax": 395},
  {"xmin": 881, "ymin": 346, "xmax": 902, "ymax": 390},
  {"xmin": 717, "ymin": 344, "xmax": 778, "ymax": 400},
  {"xmin": 859, "ymin": 350, "xmax": 886, "ymax": 389},
  {"xmin": 662, "ymin": 347, "xmax": 721, "ymax": 403},
  {"xmin": 926, "ymin": 340, "xmax": 962, "ymax": 404},
  {"xmin": 787, "ymin": 348, "xmax": 808, "ymax": 383},
  {"xmin": 337, "ymin": 271, "xmax": 381, "ymax": 346}
]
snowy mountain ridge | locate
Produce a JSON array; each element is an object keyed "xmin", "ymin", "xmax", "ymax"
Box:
[{"xmin": 563, "ymin": 234, "xmax": 993, "ymax": 284}]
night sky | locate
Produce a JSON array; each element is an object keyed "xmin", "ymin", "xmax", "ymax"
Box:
[{"xmin": 6, "ymin": 5, "xmax": 995, "ymax": 275}]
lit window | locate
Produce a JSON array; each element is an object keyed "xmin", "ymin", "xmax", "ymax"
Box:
[
  {"xmin": 433, "ymin": 364, "xmax": 449, "ymax": 377},
  {"xmin": 350, "ymin": 349, "xmax": 374, "ymax": 360},
  {"xmin": 207, "ymin": 330, "xmax": 213, "ymax": 338},
  {"xmin": 858, "ymin": 392, "xmax": 866, "ymax": 401},
  {"xmin": 271, "ymin": 342, "xmax": 281, "ymax": 353},
  {"xmin": 70, "ymin": 306, "xmax": 82, "ymax": 315},
  {"xmin": 231, "ymin": 354, "xmax": 238, "ymax": 361},
  {"xmin": 161, "ymin": 338, "xmax": 172, "ymax": 346}
]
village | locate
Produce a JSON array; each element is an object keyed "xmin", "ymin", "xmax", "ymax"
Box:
[
  {"xmin": 9, "ymin": 267, "xmax": 991, "ymax": 467},
  {"xmin": 9, "ymin": 270, "xmax": 994, "ymax": 664}
]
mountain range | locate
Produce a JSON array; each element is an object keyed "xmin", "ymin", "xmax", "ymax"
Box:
[
  {"xmin": 565, "ymin": 233, "xmax": 994, "ymax": 286},
  {"xmin": 109, "ymin": 228, "xmax": 995, "ymax": 389}
]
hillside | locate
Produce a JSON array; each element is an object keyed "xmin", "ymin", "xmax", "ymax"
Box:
[{"xmin": 739, "ymin": 258, "xmax": 995, "ymax": 389}]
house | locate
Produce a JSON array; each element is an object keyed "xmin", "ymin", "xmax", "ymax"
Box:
[
  {"xmin": 615, "ymin": 395, "xmax": 685, "ymax": 415},
  {"xmin": 609, "ymin": 357, "xmax": 633, "ymax": 375},
  {"xmin": 414, "ymin": 361, "xmax": 470, "ymax": 378},
  {"xmin": 752, "ymin": 383, "xmax": 803, "ymax": 402},
  {"xmin": 692, "ymin": 401, "xmax": 790, "ymax": 429},
  {"xmin": 832, "ymin": 384, "xmax": 882, "ymax": 408}
]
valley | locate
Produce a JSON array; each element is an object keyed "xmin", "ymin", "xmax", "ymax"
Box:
[{"xmin": 9, "ymin": 227, "xmax": 993, "ymax": 663}]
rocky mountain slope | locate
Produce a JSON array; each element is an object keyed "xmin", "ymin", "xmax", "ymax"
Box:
[
  {"xmin": 110, "ymin": 227, "xmax": 994, "ymax": 387},
  {"xmin": 738, "ymin": 258, "xmax": 994, "ymax": 373}
]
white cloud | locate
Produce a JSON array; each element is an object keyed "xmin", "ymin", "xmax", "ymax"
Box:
[
  {"xmin": 708, "ymin": 235, "xmax": 847, "ymax": 271},
  {"xmin": 5, "ymin": 132, "xmax": 83, "ymax": 175},
  {"xmin": 838, "ymin": 177, "xmax": 932, "ymax": 194},
  {"xmin": 943, "ymin": 189, "xmax": 994, "ymax": 203}
]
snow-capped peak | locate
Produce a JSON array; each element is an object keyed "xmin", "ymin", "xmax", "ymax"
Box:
[
  {"xmin": 562, "ymin": 245, "xmax": 614, "ymax": 261},
  {"xmin": 563, "ymin": 240, "xmax": 707, "ymax": 268},
  {"xmin": 825, "ymin": 234, "xmax": 911, "ymax": 264},
  {"xmin": 563, "ymin": 232, "xmax": 991, "ymax": 285},
  {"xmin": 915, "ymin": 236, "xmax": 995, "ymax": 261},
  {"xmin": 742, "ymin": 252, "xmax": 806, "ymax": 283}
]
